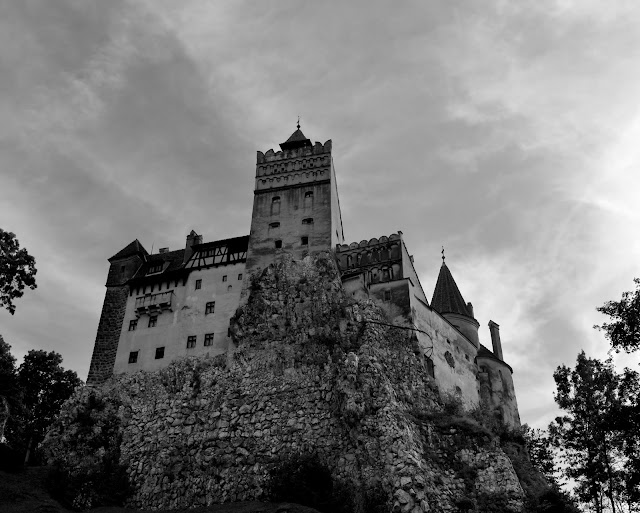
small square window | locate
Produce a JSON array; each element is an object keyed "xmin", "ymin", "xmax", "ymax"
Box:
[
  {"xmin": 238, "ymin": 273, "xmax": 243, "ymax": 280},
  {"xmin": 195, "ymin": 279, "xmax": 202, "ymax": 290},
  {"xmin": 155, "ymin": 347, "xmax": 164, "ymax": 359},
  {"xmin": 302, "ymin": 218, "xmax": 314, "ymax": 225},
  {"xmin": 187, "ymin": 336, "xmax": 196, "ymax": 349},
  {"xmin": 204, "ymin": 333, "xmax": 214, "ymax": 347},
  {"xmin": 148, "ymin": 315, "xmax": 158, "ymax": 328},
  {"xmin": 147, "ymin": 263, "xmax": 163, "ymax": 275},
  {"xmin": 301, "ymin": 236, "xmax": 309, "ymax": 245},
  {"xmin": 120, "ymin": 265, "xmax": 126, "ymax": 274},
  {"xmin": 227, "ymin": 285, "xmax": 232, "ymax": 292},
  {"xmin": 384, "ymin": 290, "xmax": 391, "ymax": 301},
  {"xmin": 128, "ymin": 351, "xmax": 138, "ymax": 364},
  {"xmin": 275, "ymin": 240, "xmax": 282, "ymax": 249},
  {"xmin": 269, "ymin": 222, "xmax": 280, "ymax": 229},
  {"xmin": 206, "ymin": 301, "xmax": 215, "ymax": 314},
  {"xmin": 222, "ymin": 275, "xmax": 227, "ymax": 282},
  {"xmin": 128, "ymin": 319, "xmax": 138, "ymax": 331}
]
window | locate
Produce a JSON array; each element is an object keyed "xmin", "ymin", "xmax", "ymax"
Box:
[
  {"xmin": 269, "ymin": 222, "xmax": 280, "ymax": 229},
  {"xmin": 271, "ymin": 196, "xmax": 281, "ymax": 215},
  {"xmin": 304, "ymin": 191, "xmax": 313, "ymax": 209},
  {"xmin": 238, "ymin": 273, "xmax": 243, "ymax": 280},
  {"xmin": 301, "ymin": 236, "xmax": 309, "ymax": 245},
  {"xmin": 128, "ymin": 351, "xmax": 138, "ymax": 364},
  {"xmin": 148, "ymin": 315, "xmax": 157, "ymax": 328},
  {"xmin": 465, "ymin": 354, "xmax": 470, "ymax": 361},
  {"xmin": 206, "ymin": 301, "xmax": 215, "ymax": 314},
  {"xmin": 227, "ymin": 327, "xmax": 231, "ymax": 337},
  {"xmin": 275, "ymin": 240, "xmax": 282, "ymax": 249},
  {"xmin": 426, "ymin": 357, "xmax": 435, "ymax": 378},
  {"xmin": 128, "ymin": 319, "xmax": 138, "ymax": 331},
  {"xmin": 384, "ymin": 290, "xmax": 391, "ymax": 301},
  {"xmin": 222, "ymin": 275, "xmax": 227, "ymax": 282},
  {"xmin": 195, "ymin": 279, "xmax": 202, "ymax": 290},
  {"xmin": 187, "ymin": 336, "xmax": 196, "ymax": 349},
  {"xmin": 147, "ymin": 263, "xmax": 163, "ymax": 275},
  {"xmin": 155, "ymin": 347, "xmax": 165, "ymax": 359},
  {"xmin": 227, "ymin": 285, "xmax": 232, "ymax": 292},
  {"xmin": 302, "ymin": 218, "xmax": 314, "ymax": 225},
  {"xmin": 120, "ymin": 265, "xmax": 126, "ymax": 274},
  {"xmin": 204, "ymin": 333, "xmax": 214, "ymax": 347}
]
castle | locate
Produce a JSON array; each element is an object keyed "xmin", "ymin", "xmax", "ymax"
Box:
[{"xmin": 87, "ymin": 125, "xmax": 520, "ymax": 428}]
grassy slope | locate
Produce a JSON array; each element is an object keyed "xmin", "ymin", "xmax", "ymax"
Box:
[{"xmin": 0, "ymin": 467, "xmax": 321, "ymax": 513}]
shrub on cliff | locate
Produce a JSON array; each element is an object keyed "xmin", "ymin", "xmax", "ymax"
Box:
[{"xmin": 42, "ymin": 385, "xmax": 130, "ymax": 510}]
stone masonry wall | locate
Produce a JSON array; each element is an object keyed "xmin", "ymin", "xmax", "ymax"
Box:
[
  {"xmin": 87, "ymin": 285, "xmax": 129, "ymax": 385},
  {"xmin": 49, "ymin": 253, "xmax": 526, "ymax": 512}
]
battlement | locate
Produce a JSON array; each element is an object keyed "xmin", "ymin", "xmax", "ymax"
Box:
[
  {"xmin": 337, "ymin": 233, "xmax": 402, "ymax": 253},
  {"xmin": 256, "ymin": 139, "xmax": 332, "ymax": 164}
]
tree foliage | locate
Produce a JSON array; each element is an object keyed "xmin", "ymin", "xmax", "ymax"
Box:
[
  {"xmin": 596, "ymin": 278, "xmax": 640, "ymax": 353},
  {"xmin": 9, "ymin": 350, "xmax": 82, "ymax": 460},
  {"xmin": 0, "ymin": 228, "xmax": 37, "ymax": 315},
  {"xmin": 549, "ymin": 352, "xmax": 639, "ymax": 513}
]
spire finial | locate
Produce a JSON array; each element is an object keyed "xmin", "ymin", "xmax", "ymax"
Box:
[
  {"xmin": 297, "ymin": 116, "xmax": 300, "ymax": 130},
  {"xmin": 441, "ymin": 246, "xmax": 445, "ymax": 264}
]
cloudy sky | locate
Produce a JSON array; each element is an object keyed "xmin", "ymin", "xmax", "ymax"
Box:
[{"xmin": 2, "ymin": 0, "xmax": 640, "ymax": 429}]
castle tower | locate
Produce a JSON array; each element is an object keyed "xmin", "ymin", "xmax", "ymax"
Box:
[
  {"xmin": 245, "ymin": 124, "xmax": 344, "ymax": 274},
  {"xmin": 87, "ymin": 240, "xmax": 148, "ymax": 384},
  {"xmin": 431, "ymin": 260, "xmax": 480, "ymax": 347}
]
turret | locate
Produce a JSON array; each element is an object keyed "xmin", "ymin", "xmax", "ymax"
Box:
[{"xmin": 431, "ymin": 259, "xmax": 480, "ymax": 347}]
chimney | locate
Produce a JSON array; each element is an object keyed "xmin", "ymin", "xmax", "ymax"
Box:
[
  {"xmin": 467, "ymin": 302, "xmax": 474, "ymax": 318},
  {"xmin": 488, "ymin": 320, "xmax": 503, "ymax": 360},
  {"xmin": 184, "ymin": 230, "xmax": 202, "ymax": 263}
]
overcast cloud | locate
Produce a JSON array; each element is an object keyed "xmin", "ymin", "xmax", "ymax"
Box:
[{"xmin": 2, "ymin": 0, "xmax": 640, "ymax": 428}]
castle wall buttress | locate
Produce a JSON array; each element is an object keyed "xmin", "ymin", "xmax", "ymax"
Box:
[{"xmin": 87, "ymin": 285, "xmax": 129, "ymax": 384}]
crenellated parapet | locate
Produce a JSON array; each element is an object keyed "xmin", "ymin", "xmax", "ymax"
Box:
[
  {"xmin": 256, "ymin": 139, "xmax": 332, "ymax": 164},
  {"xmin": 336, "ymin": 233, "xmax": 404, "ymax": 285},
  {"xmin": 254, "ymin": 140, "xmax": 333, "ymax": 191}
]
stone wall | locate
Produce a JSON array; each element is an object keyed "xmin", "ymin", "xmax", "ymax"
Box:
[
  {"xmin": 87, "ymin": 285, "xmax": 129, "ymax": 385},
  {"xmin": 50, "ymin": 253, "xmax": 528, "ymax": 512}
]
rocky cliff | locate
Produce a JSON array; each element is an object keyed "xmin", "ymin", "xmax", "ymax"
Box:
[{"xmin": 45, "ymin": 253, "xmax": 531, "ymax": 512}]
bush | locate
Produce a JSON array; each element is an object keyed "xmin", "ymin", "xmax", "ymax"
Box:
[
  {"xmin": 42, "ymin": 387, "xmax": 131, "ymax": 510},
  {"xmin": 0, "ymin": 443, "xmax": 23, "ymax": 472}
]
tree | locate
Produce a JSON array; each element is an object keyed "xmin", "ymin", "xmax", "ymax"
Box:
[
  {"xmin": 549, "ymin": 352, "xmax": 639, "ymax": 513},
  {"xmin": 595, "ymin": 278, "xmax": 640, "ymax": 353},
  {"xmin": 0, "ymin": 334, "xmax": 21, "ymax": 442},
  {"xmin": 522, "ymin": 424, "xmax": 558, "ymax": 485},
  {"xmin": 0, "ymin": 228, "xmax": 37, "ymax": 315},
  {"xmin": 13, "ymin": 350, "xmax": 82, "ymax": 462}
]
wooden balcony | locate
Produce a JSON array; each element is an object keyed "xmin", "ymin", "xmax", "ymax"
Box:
[{"xmin": 135, "ymin": 291, "xmax": 174, "ymax": 317}]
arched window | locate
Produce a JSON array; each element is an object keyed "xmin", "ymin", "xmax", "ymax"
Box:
[
  {"xmin": 382, "ymin": 267, "xmax": 390, "ymax": 281},
  {"xmin": 347, "ymin": 255, "xmax": 353, "ymax": 268},
  {"xmin": 271, "ymin": 196, "xmax": 281, "ymax": 215},
  {"xmin": 304, "ymin": 191, "xmax": 313, "ymax": 209}
]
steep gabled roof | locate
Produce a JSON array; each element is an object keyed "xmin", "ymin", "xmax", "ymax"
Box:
[
  {"xmin": 108, "ymin": 239, "xmax": 148, "ymax": 262},
  {"xmin": 279, "ymin": 127, "xmax": 312, "ymax": 151},
  {"xmin": 431, "ymin": 263, "xmax": 473, "ymax": 317}
]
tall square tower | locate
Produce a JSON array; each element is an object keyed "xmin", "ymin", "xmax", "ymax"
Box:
[{"xmin": 245, "ymin": 126, "xmax": 345, "ymax": 274}]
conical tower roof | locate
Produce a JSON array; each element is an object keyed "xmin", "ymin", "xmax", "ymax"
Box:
[
  {"xmin": 108, "ymin": 239, "xmax": 148, "ymax": 262},
  {"xmin": 431, "ymin": 262, "xmax": 473, "ymax": 317},
  {"xmin": 279, "ymin": 121, "xmax": 312, "ymax": 151}
]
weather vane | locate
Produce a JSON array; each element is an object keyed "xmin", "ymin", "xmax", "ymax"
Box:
[
  {"xmin": 441, "ymin": 246, "xmax": 445, "ymax": 264},
  {"xmin": 297, "ymin": 115, "xmax": 300, "ymax": 130}
]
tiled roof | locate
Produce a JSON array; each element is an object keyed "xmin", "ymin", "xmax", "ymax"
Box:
[
  {"xmin": 477, "ymin": 344, "xmax": 512, "ymax": 371},
  {"xmin": 108, "ymin": 239, "xmax": 148, "ymax": 262},
  {"xmin": 431, "ymin": 263, "xmax": 473, "ymax": 317},
  {"xmin": 279, "ymin": 128, "xmax": 312, "ymax": 150}
]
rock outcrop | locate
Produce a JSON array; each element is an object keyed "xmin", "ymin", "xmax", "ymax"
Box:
[{"xmin": 45, "ymin": 253, "xmax": 528, "ymax": 512}]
